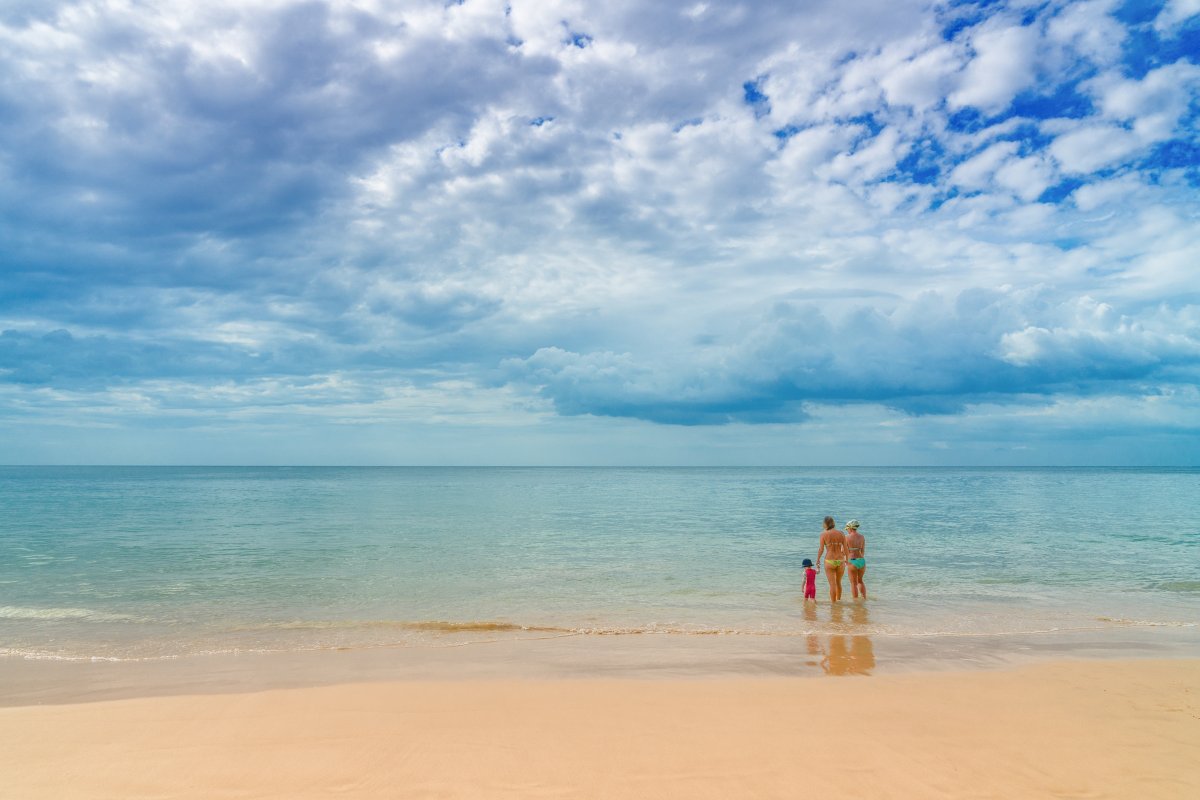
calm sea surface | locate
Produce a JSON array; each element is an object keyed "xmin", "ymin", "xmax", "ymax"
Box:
[{"xmin": 1, "ymin": 467, "xmax": 1197, "ymax": 661}]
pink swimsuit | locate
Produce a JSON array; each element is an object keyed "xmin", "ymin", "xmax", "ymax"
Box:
[{"xmin": 803, "ymin": 567, "xmax": 817, "ymax": 599}]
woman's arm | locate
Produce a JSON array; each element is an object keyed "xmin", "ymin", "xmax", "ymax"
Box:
[{"xmin": 816, "ymin": 535, "xmax": 825, "ymax": 566}]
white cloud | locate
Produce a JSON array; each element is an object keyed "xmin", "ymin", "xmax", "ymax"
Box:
[
  {"xmin": 1045, "ymin": 0, "xmax": 1125, "ymax": 65},
  {"xmin": 820, "ymin": 126, "xmax": 906, "ymax": 184},
  {"xmin": 1091, "ymin": 62, "xmax": 1200, "ymax": 141},
  {"xmin": 950, "ymin": 141, "xmax": 1019, "ymax": 190},
  {"xmin": 994, "ymin": 154, "xmax": 1054, "ymax": 202},
  {"xmin": 1049, "ymin": 124, "xmax": 1143, "ymax": 174},
  {"xmin": 998, "ymin": 297, "xmax": 1200, "ymax": 368},
  {"xmin": 879, "ymin": 42, "xmax": 963, "ymax": 111},
  {"xmin": 1070, "ymin": 174, "xmax": 1141, "ymax": 212},
  {"xmin": 773, "ymin": 124, "xmax": 856, "ymax": 175},
  {"xmin": 949, "ymin": 23, "xmax": 1039, "ymax": 113},
  {"xmin": 1154, "ymin": 0, "xmax": 1200, "ymax": 34}
]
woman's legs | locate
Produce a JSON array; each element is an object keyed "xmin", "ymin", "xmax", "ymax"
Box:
[
  {"xmin": 826, "ymin": 563, "xmax": 845, "ymax": 601},
  {"xmin": 849, "ymin": 565, "xmax": 867, "ymax": 599}
]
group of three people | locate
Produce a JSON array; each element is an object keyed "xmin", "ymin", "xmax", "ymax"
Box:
[{"xmin": 803, "ymin": 516, "xmax": 867, "ymax": 602}]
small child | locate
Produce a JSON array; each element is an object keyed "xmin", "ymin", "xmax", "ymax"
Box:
[{"xmin": 802, "ymin": 558, "xmax": 817, "ymax": 601}]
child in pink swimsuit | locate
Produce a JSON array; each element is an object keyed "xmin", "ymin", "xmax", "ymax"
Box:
[{"xmin": 802, "ymin": 558, "xmax": 817, "ymax": 600}]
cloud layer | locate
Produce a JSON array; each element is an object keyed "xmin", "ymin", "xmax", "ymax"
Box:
[{"xmin": 1, "ymin": 0, "xmax": 1199, "ymax": 463}]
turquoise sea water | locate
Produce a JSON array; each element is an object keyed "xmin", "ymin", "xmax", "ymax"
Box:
[{"xmin": 1, "ymin": 467, "xmax": 1197, "ymax": 661}]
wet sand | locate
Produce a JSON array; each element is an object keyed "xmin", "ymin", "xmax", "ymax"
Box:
[
  {"xmin": 4, "ymin": 612, "xmax": 1198, "ymax": 707},
  {"xmin": 1, "ymin": 658, "xmax": 1197, "ymax": 799}
]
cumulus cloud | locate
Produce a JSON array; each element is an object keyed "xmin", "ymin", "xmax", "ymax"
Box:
[
  {"xmin": 879, "ymin": 41, "xmax": 963, "ymax": 111},
  {"xmin": 506, "ymin": 292, "xmax": 1200, "ymax": 425},
  {"xmin": 1045, "ymin": 0, "xmax": 1126, "ymax": 65},
  {"xmin": 1091, "ymin": 62, "xmax": 1200, "ymax": 140},
  {"xmin": 1049, "ymin": 124, "xmax": 1145, "ymax": 174},
  {"xmin": 948, "ymin": 23, "xmax": 1039, "ymax": 114},
  {"xmin": 0, "ymin": 1, "xmax": 549, "ymax": 234},
  {"xmin": 950, "ymin": 141, "xmax": 1020, "ymax": 190},
  {"xmin": 998, "ymin": 298, "xmax": 1200, "ymax": 371}
]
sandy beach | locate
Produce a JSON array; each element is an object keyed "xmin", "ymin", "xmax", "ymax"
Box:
[{"xmin": 2, "ymin": 658, "xmax": 1197, "ymax": 799}]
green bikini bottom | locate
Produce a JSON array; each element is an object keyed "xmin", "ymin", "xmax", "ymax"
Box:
[{"xmin": 849, "ymin": 558, "xmax": 866, "ymax": 570}]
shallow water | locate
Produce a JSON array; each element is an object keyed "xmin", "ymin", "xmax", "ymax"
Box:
[{"xmin": 1, "ymin": 466, "xmax": 1197, "ymax": 660}]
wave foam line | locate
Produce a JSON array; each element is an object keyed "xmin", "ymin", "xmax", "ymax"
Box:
[
  {"xmin": 1095, "ymin": 617, "xmax": 1198, "ymax": 628},
  {"xmin": 238, "ymin": 620, "xmax": 574, "ymax": 634},
  {"xmin": 0, "ymin": 648, "xmax": 168, "ymax": 663},
  {"xmin": 231, "ymin": 617, "xmax": 1198, "ymax": 639},
  {"xmin": 4, "ymin": 617, "xmax": 1192, "ymax": 662},
  {"xmin": 0, "ymin": 605, "xmax": 139, "ymax": 622}
]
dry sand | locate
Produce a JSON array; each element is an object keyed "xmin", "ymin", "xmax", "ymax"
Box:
[{"xmin": 2, "ymin": 659, "xmax": 1197, "ymax": 799}]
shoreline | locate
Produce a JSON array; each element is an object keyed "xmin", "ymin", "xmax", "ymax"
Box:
[
  {"xmin": 2, "ymin": 658, "xmax": 1197, "ymax": 799},
  {"xmin": 4, "ymin": 621, "xmax": 1198, "ymax": 707}
]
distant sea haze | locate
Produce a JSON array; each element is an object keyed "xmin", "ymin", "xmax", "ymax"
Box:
[{"xmin": 0, "ymin": 467, "xmax": 1197, "ymax": 661}]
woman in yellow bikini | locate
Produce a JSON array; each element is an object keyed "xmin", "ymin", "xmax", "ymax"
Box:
[{"xmin": 816, "ymin": 516, "xmax": 848, "ymax": 602}]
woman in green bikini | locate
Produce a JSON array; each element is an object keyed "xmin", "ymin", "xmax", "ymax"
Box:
[
  {"xmin": 816, "ymin": 516, "xmax": 848, "ymax": 602},
  {"xmin": 845, "ymin": 519, "xmax": 867, "ymax": 599}
]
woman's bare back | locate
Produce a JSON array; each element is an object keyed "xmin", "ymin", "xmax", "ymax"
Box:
[{"xmin": 821, "ymin": 529, "xmax": 848, "ymax": 560}]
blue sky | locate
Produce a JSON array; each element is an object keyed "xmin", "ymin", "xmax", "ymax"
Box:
[{"xmin": 1, "ymin": 0, "xmax": 1198, "ymax": 465}]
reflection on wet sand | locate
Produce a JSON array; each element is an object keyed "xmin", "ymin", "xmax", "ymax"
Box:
[{"xmin": 804, "ymin": 601, "xmax": 876, "ymax": 676}]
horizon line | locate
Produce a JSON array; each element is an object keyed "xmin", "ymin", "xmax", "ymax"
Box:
[{"xmin": 2, "ymin": 464, "xmax": 1196, "ymax": 470}]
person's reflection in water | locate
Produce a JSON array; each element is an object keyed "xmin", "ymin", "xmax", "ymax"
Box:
[
  {"xmin": 802, "ymin": 601, "xmax": 822, "ymax": 669},
  {"xmin": 812, "ymin": 601, "xmax": 876, "ymax": 676},
  {"xmin": 847, "ymin": 600, "xmax": 876, "ymax": 675}
]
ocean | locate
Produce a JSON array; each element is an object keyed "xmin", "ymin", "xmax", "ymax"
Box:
[{"xmin": 1, "ymin": 466, "xmax": 1197, "ymax": 662}]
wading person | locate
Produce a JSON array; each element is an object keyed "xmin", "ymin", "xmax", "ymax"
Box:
[
  {"xmin": 845, "ymin": 519, "xmax": 867, "ymax": 599},
  {"xmin": 816, "ymin": 516, "xmax": 847, "ymax": 602}
]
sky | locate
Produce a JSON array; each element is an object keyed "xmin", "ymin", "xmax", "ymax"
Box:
[{"xmin": 1, "ymin": 0, "xmax": 1198, "ymax": 465}]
